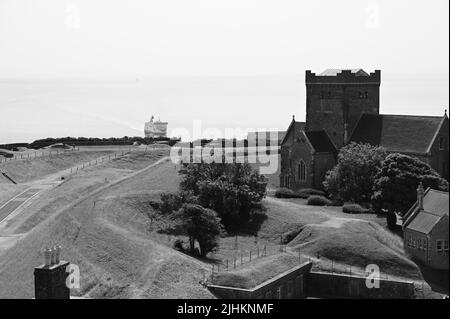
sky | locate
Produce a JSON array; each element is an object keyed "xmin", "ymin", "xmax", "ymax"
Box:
[{"xmin": 0, "ymin": 0, "xmax": 449, "ymax": 143}]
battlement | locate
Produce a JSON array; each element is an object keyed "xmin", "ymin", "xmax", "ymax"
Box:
[{"xmin": 306, "ymin": 69, "xmax": 381, "ymax": 84}]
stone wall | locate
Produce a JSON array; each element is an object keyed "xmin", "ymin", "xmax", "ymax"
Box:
[
  {"xmin": 207, "ymin": 262, "xmax": 313, "ymax": 299},
  {"xmin": 306, "ymin": 271, "xmax": 415, "ymax": 299}
]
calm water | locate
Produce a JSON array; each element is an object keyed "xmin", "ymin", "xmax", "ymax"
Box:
[{"xmin": 0, "ymin": 74, "xmax": 448, "ymax": 144}]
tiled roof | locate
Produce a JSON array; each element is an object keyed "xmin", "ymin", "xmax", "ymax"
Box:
[
  {"xmin": 404, "ymin": 189, "xmax": 449, "ymax": 234},
  {"xmin": 423, "ymin": 189, "xmax": 449, "ymax": 217},
  {"xmin": 319, "ymin": 69, "xmax": 369, "ymax": 76},
  {"xmin": 406, "ymin": 211, "xmax": 441, "ymax": 234},
  {"xmin": 350, "ymin": 114, "xmax": 444, "ymax": 154},
  {"xmin": 305, "ymin": 130, "xmax": 337, "ymax": 153}
]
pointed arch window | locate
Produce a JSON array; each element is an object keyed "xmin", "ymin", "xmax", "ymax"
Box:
[{"xmin": 298, "ymin": 160, "xmax": 307, "ymax": 182}]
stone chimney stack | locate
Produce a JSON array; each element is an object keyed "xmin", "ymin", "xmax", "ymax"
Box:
[
  {"xmin": 417, "ymin": 182, "xmax": 424, "ymax": 211},
  {"xmin": 34, "ymin": 245, "xmax": 70, "ymax": 299}
]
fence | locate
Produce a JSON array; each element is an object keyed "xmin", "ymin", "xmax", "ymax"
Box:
[{"xmin": 0, "ymin": 148, "xmax": 78, "ymax": 164}]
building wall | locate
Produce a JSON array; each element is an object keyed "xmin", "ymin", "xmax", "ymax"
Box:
[
  {"xmin": 207, "ymin": 262, "xmax": 312, "ymax": 299},
  {"xmin": 280, "ymin": 132, "xmax": 315, "ymax": 190},
  {"xmin": 305, "ymin": 70, "xmax": 380, "ymax": 149},
  {"xmin": 428, "ymin": 215, "xmax": 449, "ymax": 270},
  {"xmin": 313, "ymin": 152, "xmax": 336, "ymax": 188},
  {"xmin": 427, "ymin": 117, "xmax": 449, "ymax": 180},
  {"xmin": 306, "ymin": 271, "xmax": 415, "ymax": 299},
  {"xmin": 404, "ymin": 229, "xmax": 429, "ymax": 266}
]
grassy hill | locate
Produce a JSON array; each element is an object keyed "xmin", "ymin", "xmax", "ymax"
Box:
[{"xmin": 0, "ymin": 158, "xmax": 214, "ymax": 298}]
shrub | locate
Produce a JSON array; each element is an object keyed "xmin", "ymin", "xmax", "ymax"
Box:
[
  {"xmin": 297, "ymin": 188, "xmax": 326, "ymax": 199},
  {"xmin": 307, "ymin": 195, "xmax": 331, "ymax": 206},
  {"xmin": 342, "ymin": 203, "xmax": 369, "ymax": 214},
  {"xmin": 275, "ymin": 188, "xmax": 300, "ymax": 198}
]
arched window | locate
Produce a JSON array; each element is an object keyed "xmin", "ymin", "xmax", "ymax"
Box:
[{"xmin": 298, "ymin": 160, "xmax": 307, "ymax": 182}]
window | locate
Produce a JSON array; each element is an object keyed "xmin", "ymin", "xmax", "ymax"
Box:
[
  {"xmin": 439, "ymin": 137, "xmax": 445, "ymax": 150},
  {"xmin": 436, "ymin": 240, "xmax": 443, "ymax": 253},
  {"xmin": 298, "ymin": 160, "xmax": 307, "ymax": 182},
  {"xmin": 276, "ymin": 286, "xmax": 282, "ymax": 299},
  {"xmin": 408, "ymin": 237, "xmax": 412, "ymax": 248},
  {"xmin": 418, "ymin": 239, "xmax": 422, "ymax": 250},
  {"xmin": 444, "ymin": 240, "xmax": 449, "ymax": 253},
  {"xmin": 364, "ymin": 91, "xmax": 368, "ymax": 99}
]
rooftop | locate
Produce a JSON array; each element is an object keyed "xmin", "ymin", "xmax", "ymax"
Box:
[
  {"xmin": 319, "ymin": 69, "xmax": 369, "ymax": 76},
  {"xmin": 350, "ymin": 114, "xmax": 445, "ymax": 154}
]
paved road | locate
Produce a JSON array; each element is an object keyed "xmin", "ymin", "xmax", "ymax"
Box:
[{"xmin": 0, "ymin": 188, "xmax": 41, "ymax": 224}]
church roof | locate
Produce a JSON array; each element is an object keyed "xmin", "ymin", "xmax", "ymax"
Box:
[
  {"xmin": 305, "ymin": 130, "xmax": 337, "ymax": 153},
  {"xmin": 350, "ymin": 114, "xmax": 445, "ymax": 155},
  {"xmin": 319, "ymin": 69, "xmax": 369, "ymax": 76}
]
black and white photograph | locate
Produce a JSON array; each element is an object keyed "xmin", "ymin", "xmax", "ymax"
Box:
[{"xmin": 0, "ymin": 0, "xmax": 448, "ymax": 309}]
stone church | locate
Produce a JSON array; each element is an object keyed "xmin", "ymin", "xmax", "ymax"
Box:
[{"xmin": 280, "ymin": 69, "xmax": 449, "ymax": 190}]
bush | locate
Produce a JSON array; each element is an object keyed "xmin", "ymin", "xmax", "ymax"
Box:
[
  {"xmin": 275, "ymin": 188, "xmax": 301, "ymax": 198},
  {"xmin": 307, "ymin": 195, "xmax": 331, "ymax": 206},
  {"xmin": 342, "ymin": 203, "xmax": 369, "ymax": 214},
  {"xmin": 297, "ymin": 188, "xmax": 326, "ymax": 199},
  {"xmin": 274, "ymin": 187, "xmax": 325, "ymax": 199}
]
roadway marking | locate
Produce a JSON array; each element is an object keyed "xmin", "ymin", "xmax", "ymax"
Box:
[{"xmin": 0, "ymin": 188, "xmax": 43, "ymax": 225}]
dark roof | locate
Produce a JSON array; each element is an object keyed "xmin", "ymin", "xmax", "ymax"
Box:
[
  {"xmin": 319, "ymin": 69, "xmax": 369, "ymax": 76},
  {"xmin": 404, "ymin": 189, "xmax": 449, "ymax": 234},
  {"xmin": 305, "ymin": 130, "xmax": 337, "ymax": 153},
  {"xmin": 350, "ymin": 114, "xmax": 444, "ymax": 154}
]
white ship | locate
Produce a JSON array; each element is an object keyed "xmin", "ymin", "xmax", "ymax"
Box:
[{"xmin": 144, "ymin": 115, "xmax": 168, "ymax": 138}]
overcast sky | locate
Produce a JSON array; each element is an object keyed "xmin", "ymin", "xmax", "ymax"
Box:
[{"xmin": 0, "ymin": 0, "xmax": 448, "ymax": 143}]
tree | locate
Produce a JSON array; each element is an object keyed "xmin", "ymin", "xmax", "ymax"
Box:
[
  {"xmin": 323, "ymin": 143, "xmax": 387, "ymax": 203},
  {"xmin": 372, "ymin": 153, "xmax": 449, "ymax": 215},
  {"xmin": 178, "ymin": 162, "xmax": 267, "ymax": 229},
  {"xmin": 171, "ymin": 204, "xmax": 223, "ymax": 257}
]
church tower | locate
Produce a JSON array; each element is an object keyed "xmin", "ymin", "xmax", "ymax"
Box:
[{"xmin": 305, "ymin": 69, "xmax": 381, "ymax": 149}]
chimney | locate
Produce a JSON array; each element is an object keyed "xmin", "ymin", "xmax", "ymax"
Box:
[
  {"xmin": 417, "ymin": 182, "xmax": 424, "ymax": 210},
  {"xmin": 34, "ymin": 245, "xmax": 70, "ymax": 299}
]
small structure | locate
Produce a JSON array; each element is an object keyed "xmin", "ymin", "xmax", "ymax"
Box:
[
  {"xmin": 403, "ymin": 183, "xmax": 449, "ymax": 270},
  {"xmin": 144, "ymin": 115, "xmax": 168, "ymax": 138}
]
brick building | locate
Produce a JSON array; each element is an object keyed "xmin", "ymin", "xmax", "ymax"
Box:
[
  {"xmin": 403, "ymin": 184, "xmax": 449, "ymax": 270},
  {"xmin": 280, "ymin": 69, "xmax": 449, "ymax": 190}
]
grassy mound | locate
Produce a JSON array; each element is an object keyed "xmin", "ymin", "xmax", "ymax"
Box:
[{"xmin": 288, "ymin": 219, "xmax": 422, "ymax": 279}]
